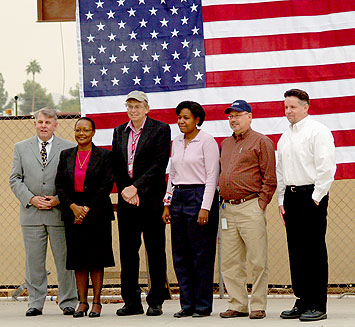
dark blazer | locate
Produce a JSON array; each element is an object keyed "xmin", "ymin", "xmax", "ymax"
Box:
[
  {"xmin": 112, "ymin": 116, "xmax": 171, "ymax": 210},
  {"xmin": 55, "ymin": 144, "xmax": 115, "ymax": 222}
]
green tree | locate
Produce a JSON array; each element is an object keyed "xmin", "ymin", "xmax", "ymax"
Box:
[
  {"xmin": 25, "ymin": 59, "xmax": 42, "ymax": 113},
  {"xmin": 0, "ymin": 73, "xmax": 8, "ymax": 111},
  {"xmin": 19, "ymin": 80, "xmax": 54, "ymax": 115},
  {"xmin": 57, "ymin": 83, "xmax": 81, "ymax": 113},
  {"xmin": 69, "ymin": 83, "xmax": 80, "ymax": 100}
]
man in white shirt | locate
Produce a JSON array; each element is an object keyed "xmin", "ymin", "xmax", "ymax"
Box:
[{"xmin": 277, "ymin": 89, "xmax": 336, "ymax": 322}]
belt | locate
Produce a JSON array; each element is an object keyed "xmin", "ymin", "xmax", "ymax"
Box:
[
  {"xmin": 286, "ymin": 185, "xmax": 314, "ymax": 192},
  {"xmin": 223, "ymin": 193, "xmax": 259, "ymax": 205},
  {"xmin": 174, "ymin": 184, "xmax": 204, "ymax": 190}
]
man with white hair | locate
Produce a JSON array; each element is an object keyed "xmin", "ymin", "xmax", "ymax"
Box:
[
  {"xmin": 10, "ymin": 107, "xmax": 77, "ymax": 316},
  {"xmin": 112, "ymin": 91, "xmax": 171, "ymax": 317}
]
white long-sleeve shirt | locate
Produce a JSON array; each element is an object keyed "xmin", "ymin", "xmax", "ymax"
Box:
[{"xmin": 277, "ymin": 115, "xmax": 336, "ymax": 205}]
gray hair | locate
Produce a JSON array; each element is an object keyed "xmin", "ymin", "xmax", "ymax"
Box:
[
  {"xmin": 125, "ymin": 99, "xmax": 149, "ymax": 108},
  {"xmin": 34, "ymin": 107, "xmax": 58, "ymax": 122}
]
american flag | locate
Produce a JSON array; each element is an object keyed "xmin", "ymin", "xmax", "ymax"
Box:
[{"xmin": 77, "ymin": 0, "xmax": 355, "ymax": 180}]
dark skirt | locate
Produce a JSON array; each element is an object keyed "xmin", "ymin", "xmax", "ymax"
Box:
[{"xmin": 63, "ymin": 194, "xmax": 115, "ymax": 270}]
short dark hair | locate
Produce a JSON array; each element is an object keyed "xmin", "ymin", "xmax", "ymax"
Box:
[
  {"xmin": 176, "ymin": 101, "xmax": 206, "ymax": 126},
  {"xmin": 75, "ymin": 117, "xmax": 96, "ymax": 131},
  {"xmin": 284, "ymin": 89, "xmax": 310, "ymax": 105}
]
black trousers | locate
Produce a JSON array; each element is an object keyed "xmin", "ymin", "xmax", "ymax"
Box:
[
  {"xmin": 169, "ymin": 186, "xmax": 219, "ymax": 314},
  {"xmin": 283, "ymin": 186, "xmax": 329, "ymax": 312},
  {"xmin": 117, "ymin": 203, "xmax": 167, "ymax": 308}
]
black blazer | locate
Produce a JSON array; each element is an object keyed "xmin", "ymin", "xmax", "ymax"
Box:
[
  {"xmin": 55, "ymin": 144, "xmax": 115, "ymax": 222},
  {"xmin": 112, "ymin": 116, "xmax": 171, "ymax": 210}
]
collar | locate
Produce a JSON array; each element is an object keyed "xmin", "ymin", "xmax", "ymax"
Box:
[
  {"xmin": 125, "ymin": 116, "xmax": 147, "ymax": 133},
  {"xmin": 289, "ymin": 115, "xmax": 310, "ymax": 132},
  {"xmin": 177, "ymin": 129, "xmax": 202, "ymax": 143},
  {"xmin": 233, "ymin": 127, "xmax": 252, "ymax": 140},
  {"xmin": 37, "ymin": 135, "xmax": 54, "ymax": 145}
]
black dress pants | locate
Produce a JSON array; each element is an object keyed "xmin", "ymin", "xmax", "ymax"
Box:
[
  {"xmin": 117, "ymin": 203, "xmax": 167, "ymax": 308},
  {"xmin": 169, "ymin": 186, "xmax": 219, "ymax": 314},
  {"xmin": 283, "ymin": 186, "xmax": 329, "ymax": 312}
]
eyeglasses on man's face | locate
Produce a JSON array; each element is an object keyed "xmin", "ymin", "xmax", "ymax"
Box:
[
  {"xmin": 228, "ymin": 112, "xmax": 249, "ymax": 120},
  {"xmin": 125, "ymin": 104, "xmax": 146, "ymax": 111}
]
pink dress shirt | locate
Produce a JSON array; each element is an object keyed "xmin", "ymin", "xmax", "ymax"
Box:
[
  {"xmin": 126, "ymin": 117, "xmax": 147, "ymax": 178},
  {"xmin": 166, "ymin": 130, "xmax": 219, "ymax": 211}
]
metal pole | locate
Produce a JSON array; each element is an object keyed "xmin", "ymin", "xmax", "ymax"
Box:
[
  {"xmin": 218, "ymin": 192, "xmax": 224, "ymax": 299},
  {"xmin": 14, "ymin": 96, "xmax": 18, "ymax": 116}
]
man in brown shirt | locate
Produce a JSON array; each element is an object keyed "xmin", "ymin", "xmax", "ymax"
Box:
[{"xmin": 219, "ymin": 99, "xmax": 276, "ymax": 320}]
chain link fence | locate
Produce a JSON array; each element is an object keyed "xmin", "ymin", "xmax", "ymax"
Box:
[{"xmin": 0, "ymin": 114, "xmax": 354, "ymax": 299}]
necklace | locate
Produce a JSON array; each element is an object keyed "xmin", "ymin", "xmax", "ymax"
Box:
[{"xmin": 77, "ymin": 150, "xmax": 91, "ymax": 170}]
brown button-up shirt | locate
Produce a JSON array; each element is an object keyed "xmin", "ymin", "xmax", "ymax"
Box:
[{"xmin": 219, "ymin": 128, "xmax": 277, "ymax": 209}]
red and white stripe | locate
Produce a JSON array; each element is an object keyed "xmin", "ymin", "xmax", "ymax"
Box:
[{"xmin": 79, "ymin": 0, "xmax": 355, "ymax": 180}]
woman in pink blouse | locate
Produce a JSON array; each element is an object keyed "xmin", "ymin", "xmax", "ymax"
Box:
[
  {"xmin": 56, "ymin": 117, "xmax": 115, "ymax": 318},
  {"xmin": 162, "ymin": 101, "xmax": 219, "ymax": 318}
]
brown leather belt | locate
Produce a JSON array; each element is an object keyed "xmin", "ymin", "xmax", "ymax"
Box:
[{"xmin": 223, "ymin": 193, "xmax": 259, "ymax": 205}]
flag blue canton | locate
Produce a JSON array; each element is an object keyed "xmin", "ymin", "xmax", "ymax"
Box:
[{"xmin": 79, "ymin": 0, "xmax": 206, "ymax": 97}]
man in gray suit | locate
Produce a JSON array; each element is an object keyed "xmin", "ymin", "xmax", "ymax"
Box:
[{"xmin": 9, "ymin": 107, "xmax": 77, "ymax": 316}]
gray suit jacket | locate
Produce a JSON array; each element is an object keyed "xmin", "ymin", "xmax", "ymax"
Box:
[{"xmin": 9, "ymin": 135, "xmax": 75, "ymax": 226}]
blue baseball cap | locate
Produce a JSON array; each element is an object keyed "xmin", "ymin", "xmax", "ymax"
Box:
[{"xmin": 224, "ymin": 99, "xmax": 252, "ymax": 114}]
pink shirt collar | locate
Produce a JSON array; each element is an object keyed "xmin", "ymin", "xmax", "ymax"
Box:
[{"xmin": 125, "ymin": 116, "xmax": 147, "ymax": 133}]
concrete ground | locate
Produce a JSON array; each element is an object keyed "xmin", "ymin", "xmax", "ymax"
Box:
[{"xmin": 1, "ymin": 297, "xmax": 354, "ymax": 327}]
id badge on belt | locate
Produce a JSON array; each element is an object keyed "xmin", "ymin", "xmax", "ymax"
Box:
[{"xmin": 221, "ymin": 203, "xmax": 228, "ymax": 229}]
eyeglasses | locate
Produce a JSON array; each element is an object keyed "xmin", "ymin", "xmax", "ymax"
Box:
[
  {"xmin": 228, "ymin": 112, "xmax": 249, "ymax": 120},
  {"xmin": 74, "ymin": 128, "xmax": 93, "ymax": 133},
  {"xmin": 125, "ymin": 104, "xmax": 146, "ymax": 111}
]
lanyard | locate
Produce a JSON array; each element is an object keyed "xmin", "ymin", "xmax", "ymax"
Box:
[{"xmin": 130, "ymin": 129, "xmax": 142, "ymax": 160}]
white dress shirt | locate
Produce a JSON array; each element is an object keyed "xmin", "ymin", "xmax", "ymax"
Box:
[
  {"xmin": 37, "ymin": 135, "xmax": 54, "ymax": 156},
  {"xmin": 277, "ymin": 116, "xmax": 336, "ymax": 205},
  {"xmin": 27, "ymin": 135, "xmax": 54, "ymax": 206}
]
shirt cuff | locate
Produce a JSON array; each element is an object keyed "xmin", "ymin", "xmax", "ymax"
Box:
[
  {"xmin": 163, "ymin": 191, "xmax": 173, "ymax": 205},
  {"xmin": 312, "ymin": 189, "xmax": 325, "ymax": 203},
  {"xmin": 277, "ymin": 196, "xmax": 284, "ymax": 206}
]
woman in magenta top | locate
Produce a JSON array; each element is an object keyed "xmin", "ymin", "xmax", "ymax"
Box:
[
  {"xmin": 162, "ymin": 101, "xmax": 219, "ymax": 318},
  {"xmin": 56, "ymin": 117, "xmax": 115, "ymax": 318}
]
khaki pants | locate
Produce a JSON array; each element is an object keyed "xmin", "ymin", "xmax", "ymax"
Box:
[{"xmin": 221, "ymin": 198, "xmax": 268, "ymax": 312}]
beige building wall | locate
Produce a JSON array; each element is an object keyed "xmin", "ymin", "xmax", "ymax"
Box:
[{"xmin": 0, "ymin": 117, "xmax": 354, "ymax": 288}]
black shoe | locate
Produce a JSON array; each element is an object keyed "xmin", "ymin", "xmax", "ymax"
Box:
[
  {"xmin": 25, "ymin": 308, "xmax": 42, "ymax": 316},
  {"xmin": 146, "ymin": 305, "xmax": 163, "ymax": 316},
  {"xmin": 73, "ymin": 302, "xmax": 89, "ymax": 318},
  {"xmin": 116, "ymin": 305, "xmax": 144, "ymax": 316},
  {"xmin": 299, "ymin": 309, "xmax": 327, "ymax": 321},
  {"xmin": 62, "ymin": 307, "xmax": 75, "ymax": 315},
  {"xmin": 280, "ymin": 306, "xmax": 303, "ymax": 319},
  {"xmin": 89, "ymin": 302, "xmax": 102, "ymax": 318},
  {"xmin": 192, "ymin": 311, "xmax": 210, "ymax": 318},
  {"xmin": 173, "ymin": 309, "xmax": 194, "ymax": 318}
]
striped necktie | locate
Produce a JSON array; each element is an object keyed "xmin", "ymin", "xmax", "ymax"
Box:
[{"xmin": 40, "ymin": 141, "xmax": 48, "ymax": 167}]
